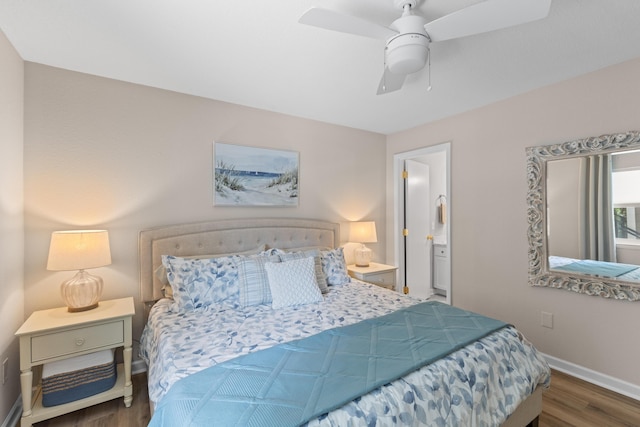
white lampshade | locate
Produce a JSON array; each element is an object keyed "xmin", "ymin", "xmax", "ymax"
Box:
[
  {"xmin": 47, "ymin": 230, "xmax": 111, "ymax": 271},
  {"xmin": 350, "ymin": 221, "xmax": 377, "ymax": 267},
  {"xmin": 349, "ymin": 221, "xmax": 378, "ymax": 244},
  {"xmin": 47, "ymin": 230, "xmax": 111, "ymax": 312}
]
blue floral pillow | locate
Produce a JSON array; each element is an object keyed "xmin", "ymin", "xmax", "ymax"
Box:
[
  {"xmin": 321, "ymin": 247, "xmax": 351, "ymax": 285},
  {"xmin": 154, "ymin": 244, "xmax": 266, "ymax": 296},
  {"xmin": 162, "ymin": 254, "xmax": 239, "ymax": 312}
]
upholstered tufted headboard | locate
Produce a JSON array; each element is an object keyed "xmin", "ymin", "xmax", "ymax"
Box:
[{"xmin": 139, "ymin": 218, "xmax": 340, "ymax": 302}]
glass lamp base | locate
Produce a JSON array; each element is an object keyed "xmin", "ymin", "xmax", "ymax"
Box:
[
  {"xmin": 354, "ymin": 245, "xmax": 373, "ymax": 267},
  {"xmin": 60, "ymin": 270, "xmax": 103, "ymax": 312}
]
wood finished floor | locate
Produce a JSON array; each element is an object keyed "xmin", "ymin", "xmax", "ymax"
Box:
[
  {"xmin": 538, "ymin": 370, "xmax": 640, "ymax": 427},
  {"xmin": 30, "ymin": 369, "xmax": 640, "ymax": 427}
]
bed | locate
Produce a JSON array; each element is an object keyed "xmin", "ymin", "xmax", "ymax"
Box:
[
  {"xmin": 139, "ymin": 218, "xmax": 550, "ymax": 426},
  {"xmin": 549, "ymin": 255, "xmax": 640, "ymax": 282}
]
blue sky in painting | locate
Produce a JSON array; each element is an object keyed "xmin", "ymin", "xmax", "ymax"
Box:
[{"xmin": 215, "ymin": 143, "xmax": 298, "ymax": 174}]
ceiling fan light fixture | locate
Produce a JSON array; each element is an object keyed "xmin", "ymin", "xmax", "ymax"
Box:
[
  {"xmin": 385, "ymin": 33, "xmax": 430, "ymax": 75},
  {"xmin": 300, "ymin": 0, "xmax": 552, "ymax": 94}
]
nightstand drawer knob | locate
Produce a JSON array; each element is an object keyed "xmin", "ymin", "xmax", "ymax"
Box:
[{"xmin": 75, "ymin": 338, "xmax": 86, "ymax": 346}]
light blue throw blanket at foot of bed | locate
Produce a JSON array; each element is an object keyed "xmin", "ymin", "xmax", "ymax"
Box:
[{"xmin": 149, "ymin": 301, "xmax": 508, "ymax": 427}]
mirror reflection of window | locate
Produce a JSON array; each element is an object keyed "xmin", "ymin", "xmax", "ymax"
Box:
[
  {"xmin": 612, "ymin": 150, "xmax": 640, "ymax": 244},
  {"xmin": 614, "ymin": 205, "xmax": 640, "ymax": 240}
]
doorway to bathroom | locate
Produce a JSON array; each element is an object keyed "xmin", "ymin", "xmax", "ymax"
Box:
[{"xmin": 393, "ymin": 142, "xmax": 451, "ymax": 304}]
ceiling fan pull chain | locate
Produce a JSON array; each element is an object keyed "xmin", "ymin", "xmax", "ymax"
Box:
[
  {"xmin": 427, "ymin": 46, "xmax": 432, "ymax": 92},
  {"xmin": 382, "ymin": 51, "xmax": 387, "ymax": 92}
]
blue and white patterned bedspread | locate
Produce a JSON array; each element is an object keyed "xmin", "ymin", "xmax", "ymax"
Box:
[{"xmin": 140, "ymin": 281, "xmax": 550, "ymax": 426}]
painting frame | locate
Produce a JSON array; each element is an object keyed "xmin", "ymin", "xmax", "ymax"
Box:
[{"xmin": 213, "ymin": 142, "xmax": 299, "ymax": 207}]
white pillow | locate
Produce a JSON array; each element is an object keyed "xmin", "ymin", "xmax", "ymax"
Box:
[
  {"xmin": 265, "ymin": 257, "xmax": 323, "ymax": 309},
  {"xmin": 277, "ymin": 249, "xmax": 329, "ymax": 294}
]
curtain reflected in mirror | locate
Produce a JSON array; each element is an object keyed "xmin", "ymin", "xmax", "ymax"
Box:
[
  {"xmin": 527, "ymin": 131, "xmax": 640, "ymax": 301},
  {"xmin": 548, "ymin": 154, "xmax": 616, "ymax": 260}
]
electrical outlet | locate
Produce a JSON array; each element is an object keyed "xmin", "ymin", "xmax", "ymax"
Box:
[
  {"xmin": 2, "ymin": 358, "xmax": 8, "ymax": 385},
  {"xmin": 541, "ymin": 311, "xmax": 553, "ymax": 329}
]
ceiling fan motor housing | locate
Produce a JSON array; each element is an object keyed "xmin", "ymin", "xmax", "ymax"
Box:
[{"xmin": 385, "ymin": 32, "xmax": 429, "ymax": 75}]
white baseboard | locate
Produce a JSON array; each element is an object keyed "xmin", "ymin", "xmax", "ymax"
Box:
[
  {"xmin": 543, "ymin": 353, "xmax": 640, "ymax": 401},
  {"xmin": 132, "ymin": 359, "xmax": 147, "ymax": 375},
  {"xmin": 1, "ymin": 397, "xmax": 21, "ymax": 427}
]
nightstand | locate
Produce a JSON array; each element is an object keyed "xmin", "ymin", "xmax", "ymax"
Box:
[
  {"xmin": 348, "ymin": 263, "xmax": 398, "ymax": 290},
  {"xmin": 15, "ymin": 297, "xmax": 135, "ymax": 427}
]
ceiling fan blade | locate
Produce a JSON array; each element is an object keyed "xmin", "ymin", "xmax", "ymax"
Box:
[
  {"xmin": 424, "ymin": 0, "xmax": 552, "ymax": 42},
  {"xmin": 376, "ymin": 68, "xmax": 406, "ymax": 95},
  {"xmin": 299, "ymin": 7, "xmax": 398, "ymax": 40}
]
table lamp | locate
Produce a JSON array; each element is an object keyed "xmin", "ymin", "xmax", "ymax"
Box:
[
  {"xmin": 349, "ymin": 221, "xmax": 377, "ymax": 267},
  {"xmin": 47, "ymin": 230, "xmax": 112, "ymax": 312}
]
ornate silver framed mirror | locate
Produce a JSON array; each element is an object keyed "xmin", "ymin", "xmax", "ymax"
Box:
[{"xmin": 527, "ymin": 131, "xmax": 640, "ymax": 301}]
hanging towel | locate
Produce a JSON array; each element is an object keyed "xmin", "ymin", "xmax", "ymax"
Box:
[{"xmin": 439, "ymin": 201, "xmax": 446, "ymax": 224}]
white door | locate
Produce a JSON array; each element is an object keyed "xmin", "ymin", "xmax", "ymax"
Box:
[{"xmin": 405, "ymin": 159, "xmax": 432, "ymax": 298}]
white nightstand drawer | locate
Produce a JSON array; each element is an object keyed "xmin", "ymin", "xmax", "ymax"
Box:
[
  {"xmin": 31, "ymin": 321, "xmax": 124, "ymax": 363},
  {"xmin": 364, "ymin": 271, "xmax": 395, "ymax": 289}
]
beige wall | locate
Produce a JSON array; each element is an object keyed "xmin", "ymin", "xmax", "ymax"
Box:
[
  {"xmin": 386, "ymin": 57, "xmax": 640, "ymax": 389},
  {"xmin": 0, "ymin": 29, "xmax": 24, "ymax": 422},
  {"xmin": 23, "ymin": 63, "xmax": 387, "ymax": 362}
]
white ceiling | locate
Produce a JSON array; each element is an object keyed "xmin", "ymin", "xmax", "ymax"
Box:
[{"xmin": 1, "ymin": 0, "xmax": 640, "ymax": 135}]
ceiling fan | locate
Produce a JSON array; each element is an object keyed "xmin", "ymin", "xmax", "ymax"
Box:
[{"xmin": 299, "ymin": 0, "xmax": 552, "ymax": 95}]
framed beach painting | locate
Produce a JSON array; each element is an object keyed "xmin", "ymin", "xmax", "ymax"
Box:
[{"xmin": 213, "ymin": 142, "xmax": 299, "ymax": 206}]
